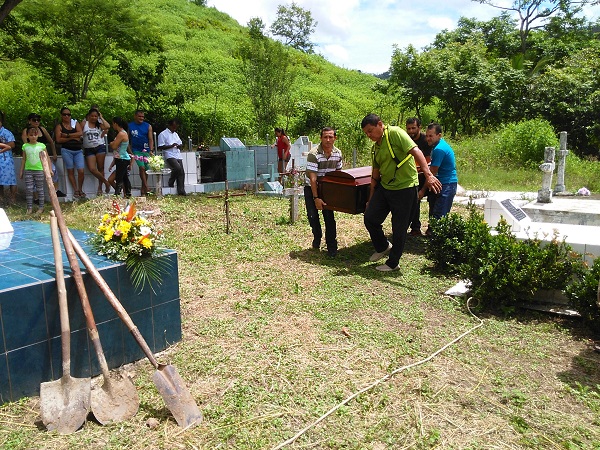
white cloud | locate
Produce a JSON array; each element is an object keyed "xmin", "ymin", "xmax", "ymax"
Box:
[{"xmin": 207, "ymin": 0, "xmax": 600, "ymax": 74}]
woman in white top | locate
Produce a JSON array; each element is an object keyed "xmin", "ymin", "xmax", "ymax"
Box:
[{"xmin": 81, "ymin": 107, "xmax": 112, "ymax": 195}]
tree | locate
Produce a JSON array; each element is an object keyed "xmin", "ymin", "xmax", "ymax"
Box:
[
  {"xmin": 13, "ymin": 0, "xmax": 161, "ymax": 102},
  {"xmin": 528, "ymin": 8, "xmax": 595, "ymax": 64},
  {"xmin": 388, "ymin": 44, "xmax": 436, "ymax": 120},
  {"xmin": 429, "ymin": 39, "xmax": 492, "ymax": 136},
  {"xmin": 270, "ymin": 2, "xmax": 317, "ymax": 53},
  {"xmin": 431, "ymin": 13, "xmax": 520, "ymax": 60},
  {"xmin": 530, "ymin": 45, "xmax": 600, "ymax": 157},
  {"xmin": 248, "ymin": 17, "xmax": 267, "ymax": 39},
  {"xmin": 0, "ymin": 0, "xmax": 22, "ymax": 25},
  {"xmin": 114, "ymin": 54, "xmax": 167, "ymax": 110},
  {"xmin": 473, "ymin": 0, "xmax": 584, "ymax": 57},
  {"xmin": 240, "ymin": 18, "xmax": 295, "ymax": 137}
]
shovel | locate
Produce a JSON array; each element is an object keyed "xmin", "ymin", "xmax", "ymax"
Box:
[
  {"xmin": 40, "ymin": 151, "xmax": 139, "ymax": 424},
  {"xmin": 67, "ymin": 229, "xmax": 203, "ymax": 429},
  {"xmin": 39, "ymin": 212, "xmax": 91, "ymax": 434}
]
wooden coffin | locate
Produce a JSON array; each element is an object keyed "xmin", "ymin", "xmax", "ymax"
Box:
[{"xmin": 318, "ymin": 166, "xmax": 372, "ymax": 214}]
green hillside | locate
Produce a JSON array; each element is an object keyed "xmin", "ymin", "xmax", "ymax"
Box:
[{"xmin": 0, "ymin": 0, "xmax": 385, "ymax": 157}]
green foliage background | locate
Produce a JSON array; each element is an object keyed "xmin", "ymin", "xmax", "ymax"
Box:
[
  {"xmin": 0, "ymin": 0, "xmax": 382, "ymax": 155},
  {"xmin": 0, "ymin": 0, "xmax": 598, "ymax": 176}
]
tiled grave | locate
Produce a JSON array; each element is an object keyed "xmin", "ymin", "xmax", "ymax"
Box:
[
  {"xmin": 483, "ymin": 198, "xmax": 600, "ymax": 265},
  {"xmin": 0, "ymin": 221, "xmax": 182, "ymax": 404}
]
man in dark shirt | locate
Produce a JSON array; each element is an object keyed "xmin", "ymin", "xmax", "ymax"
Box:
[{"xmin": 406, "ymin": 117, "xmax": 431, "ymax": 236}]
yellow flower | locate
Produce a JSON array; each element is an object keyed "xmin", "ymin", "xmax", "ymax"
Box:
[
  {"xmin": 104, "ymin": 229, "xmax": 114, "ymax": 241},
  {"xmin": 118, "ymin": 220, "xmax": 132, "ymax": 238},
  {"xmin": 140, "ymin": 236, "xmax": 153, "ymax": 249}
]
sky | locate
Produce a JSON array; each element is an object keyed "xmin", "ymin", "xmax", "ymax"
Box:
[
  {"xmin": 207, "ymin": 0, "xmax": 599, "ymax": 74},
  {"xmin": 206, "ymin": 0, "xmax": 503, "ymax": 74}
]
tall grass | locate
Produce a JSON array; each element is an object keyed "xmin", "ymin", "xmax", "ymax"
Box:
[{"xmin": 451, "ymin": 120, "xmax": 600, "ymax": 193}]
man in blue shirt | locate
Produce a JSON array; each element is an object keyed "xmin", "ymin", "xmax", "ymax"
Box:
[
  {"xmin": 421, "ymin": 123, "xmax": 458, "ymax": 227},
  {"xmin": 128, "ymin": 110, "xmax": 154, "ymax": 196}
]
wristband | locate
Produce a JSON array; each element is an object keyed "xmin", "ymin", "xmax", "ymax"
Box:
[{"xmin": 313, "ymin": 196, "xmax": 319, "ymax": 200}]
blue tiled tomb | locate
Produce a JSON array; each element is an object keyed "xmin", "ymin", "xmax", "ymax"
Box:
[{"xmin": 0, "ymin": 221, "xmax": 182, "ymax": 404}]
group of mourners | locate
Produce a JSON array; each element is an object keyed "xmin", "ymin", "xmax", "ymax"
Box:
[
  {"xmin": 2, "ymin": 105, "xmax": 458, "ymax": 271},
  {"xmin": 289, "ymin": 114, "xmax": 458, "ymax": 272},
  {"xmin": 0, "ymin": 108, "xmax": 188, "ymax": 213}
]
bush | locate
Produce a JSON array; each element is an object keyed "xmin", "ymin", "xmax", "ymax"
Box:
[
  {"xmin": 566, "ymin": 259, "xmax": 600, "ymax": 334},
  {"xmin": 427, "ymin": 204, "xmax": 587, "ymax": 310},
  {"xmin": 495, "ymin": 118, "xmax": 559, "ymax": 168},
  {"xmin": 425, "ymin": 205, "xmax": 489, "ymax": 274}
]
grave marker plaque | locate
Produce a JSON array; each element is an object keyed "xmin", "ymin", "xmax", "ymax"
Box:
[
  {"xmin": 220, "ymin": 137, "xmax": 245, "ymax": 151},
  {"xmin": 500, "ymin": 199, "xmax": 528, "ymax": 222}
]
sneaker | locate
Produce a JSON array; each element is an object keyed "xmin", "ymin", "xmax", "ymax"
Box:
[
  {"xmin": 369, "ymin": 242, "xmax": 392, "ymax": 262},
  {"xmin": 409, "ymin": 229, "xmax": 423, "ymax": 237},
  {"xmin": 376, "ymin": 263, "xmax": 399, "ymax": 272},
  {"xmin": 56, "ymin": 190, "xmax": 67, "ymax": 198},
  {"xmin": 327, "ymin": 248, "xmax": 338, "ymax": 257}
]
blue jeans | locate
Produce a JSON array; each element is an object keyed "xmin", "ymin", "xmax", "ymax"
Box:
[
  {"xmin": 364, "ymin": 185, "xmax": 417, "ymax": 268},
  {"xmin": 304, "ymin": 186, "xmax": 337, "ymax": 251},
  {"xmin": 61, "ymin": 148, "xmax": 84, "ymax": 170},
  {"xmin": 430, "ymin": 182, "xmax": 457, "ymax": 219}
]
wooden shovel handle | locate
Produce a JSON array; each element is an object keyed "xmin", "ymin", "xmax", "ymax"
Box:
[
  {"xmin": 66, "ymin": 230, "xmax": 160, "ymax": 369},
  {"xmin": 40, "ymin": 151, "xmax": 111, "ymax": 379},
  {"xmin": 50, "ymin": 212, "xmax": 71, "ymax": 378}
]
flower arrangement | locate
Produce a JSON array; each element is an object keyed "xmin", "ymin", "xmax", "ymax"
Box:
[
  {"xmin": 88, "ymin": 200, "xmax": 170, "ymax": 292},
  {"xmin": 148, "ymin": 155, "xmax": 165, "ymax": 172}
]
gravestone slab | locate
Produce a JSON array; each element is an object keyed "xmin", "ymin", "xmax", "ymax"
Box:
[
  {"xmin": 220, "ymin": 137, "xmax": 245, "ymax": 151},
  {"xmin": 484, "ymin": 198, "xmax": 532, "ymax": 231}
]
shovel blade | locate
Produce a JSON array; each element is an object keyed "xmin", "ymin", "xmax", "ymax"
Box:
[
  {"xmin": 40, "ymin": 376, "xmax": 91, "ymax": 434},
  {"xmin": 152, "ymin": 365, "xmax": 202, "ymax": 428},
  {"xmin": 91, "ymin": 374, "xmax": 140, "ymax": 424}
]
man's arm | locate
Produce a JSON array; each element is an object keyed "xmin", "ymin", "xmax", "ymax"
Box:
[
  {"xmin": 308, "ymin": 171, "xmax": 326, "ymax": 210},
  {"xmin": 156, "ymin": 131, "xmax": 169, "ymax": 151},
  {"xmin": 147, "ymin": 125, "xmax": 154, "ymax": 154},
  {"xmin": 410, "ymin": 146, "xmax": 441, "ymax": 194},
  {"xmin": 368, "ymin": 167, "xmax": 381, "ymax": 203}
]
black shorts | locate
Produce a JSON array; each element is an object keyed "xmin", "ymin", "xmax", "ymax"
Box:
[{"xmin": 84, "ymin": 145, "xmax": 107, "ymax": 157}]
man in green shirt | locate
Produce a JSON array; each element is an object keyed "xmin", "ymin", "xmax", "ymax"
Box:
[{"xmin": 361, "ymin": 114, "xmax": 441, "ymax": 271}]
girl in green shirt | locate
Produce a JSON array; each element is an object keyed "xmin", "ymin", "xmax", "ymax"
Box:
[{"xmin": 20, "ymin": 126, "xmax": 46, "ymax": 214}]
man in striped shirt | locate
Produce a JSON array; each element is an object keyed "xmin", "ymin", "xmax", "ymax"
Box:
[{"xmin": 304, "ymin": 127, "xmax": 343, "ymax": 257}]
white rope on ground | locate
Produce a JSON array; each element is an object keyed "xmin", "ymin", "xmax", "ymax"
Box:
[{"xmin": 272, "ymin": 298, "xmax": 484, "ymax": 450}]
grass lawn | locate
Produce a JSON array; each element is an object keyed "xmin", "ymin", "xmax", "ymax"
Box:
[{"xmin": 1, "ymin": 192, "xmax": 599, "ymax": 449}]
